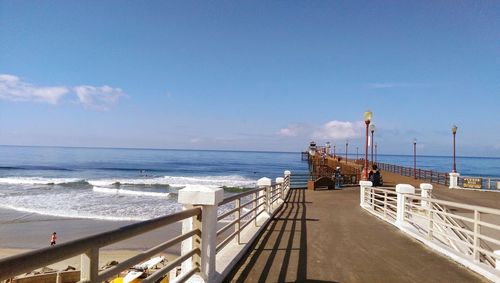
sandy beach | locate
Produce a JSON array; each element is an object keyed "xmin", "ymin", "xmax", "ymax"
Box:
[{"xmin": 0, "ymin": 207, "xmax": 182, "ymax": 273}]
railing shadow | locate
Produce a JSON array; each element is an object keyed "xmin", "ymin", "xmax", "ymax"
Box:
[{"xmin": 226, "ymin": 188, "xmax": 337, "ymax": 283}]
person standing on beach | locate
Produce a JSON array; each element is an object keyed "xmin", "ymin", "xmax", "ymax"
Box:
[{"xmin": 50, "ymin": 232, "xmax": 57, "ymax": 246}]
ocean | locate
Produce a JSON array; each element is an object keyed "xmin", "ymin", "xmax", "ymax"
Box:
[
  {"xmin": 0, "ymin": 146, "xmax": 307, "ymax": 221},
  {"xmin": 0, "ymin": 146, "xmax": 498, "ymax": 221}
]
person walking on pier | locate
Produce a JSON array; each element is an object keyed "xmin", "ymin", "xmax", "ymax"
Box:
[
  {"xmin": 50, "ymin": 232, "xmax": 57, "ymax": 246},
  {"xmin": 334, "ymin": 166, "xmax": 342, "ymax": 189},
  {"xmin": 369, "ymin": 165, "xmax": 383, "ymax": 187}
]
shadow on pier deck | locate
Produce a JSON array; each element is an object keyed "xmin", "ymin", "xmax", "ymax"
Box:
[{"xmin": 225, "ymin": 187, "xmax": 487, "ymax": 283}]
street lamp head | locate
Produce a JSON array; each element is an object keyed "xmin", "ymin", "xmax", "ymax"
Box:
[
  {"xmin": 452, "ymin": 124, "xmax": 458, "ymax": 134},
  {"xmin": 413, "ymin": 138, "xmax": 417, "ymax": 144},
  {"xmin": 370, "ymin": 124, "xmax": 376, "ymax": 133},
  {"xmin": 364, "ymin": 111, "xmax": 372, "ymax": 123}
]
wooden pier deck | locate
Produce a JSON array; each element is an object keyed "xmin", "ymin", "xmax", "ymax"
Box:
[{"xmin": 225, "ymin": 187, "xmax": 487, "ymax": 282}]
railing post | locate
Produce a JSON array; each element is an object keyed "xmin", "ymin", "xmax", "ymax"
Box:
[
  {"xmin": 473, "ymin": 210, "xmax": 481, "ymax": 262},
  {"xmin": 396, "ymin": 184, "xmax": 415, "ymax": 227},
  {"xmin": 253, "ymin": 192, "xmax": 258, "ymax": 226},
  {"xmin": 178, "ymin": 185, "xmax": 224, "ymax": 283},
  {"xmin": 284, "ymin": 170, "xmax": 291, "ymax": 193},
  {"xmin": 257, "ymin": 177, "xmax": 272, "ymax": 215},
  {"xmin": 80, "ymin": 247, "xmax": 99, "ymax": 282},
  {"xmin": 276, "ymin": 177, "xmax": 284, "ymax": 201},
  {"xmin": 420, "ymin": 183, "xmax": 433, "ymax": 209},
  {"xmin": 236, "ymin": 198, "xmax": 241, "ymax": 244},
  {"xmin": 495, "ymin": 250, "xmax": 500, "ymax": 271},
  {"xmin": 428, "ymin": 206, "xmax": 434, "ymax": 240},
  {"xmin": 383, "ymin": 191, "xmax": 387, "ymax": 218},
  {"xmin": 359, "ymin": 181, "xmax": 372, "ymax": 207},
  {"xmin": 266, "ymin": 185, "xmax": 272, "ymax": 213},
  {"xmin": 449, "ymin": 172, "xmax": 459, "ymax": 188}
]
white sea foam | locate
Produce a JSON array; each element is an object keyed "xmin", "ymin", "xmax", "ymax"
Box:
[
  {"xmin": 92, "ymin": 186, "xmax": 119, "ymax": 194},
  {"xmin": 0, "ymin": 188, "xmax": 181, "ymax": 221},
  {"xmin": 162, "ymin": 175, "xmax": 256, "ymax": 188},
  {"xmin": 88, "ymin": 175, "xmax": 256, "ymax": 188},
  {"xmin": 92, "ymin": 186, "xmax": 170, "ymax": 197},
  {"xmin": 88, "ymin": 177, "xmax": 169, "ymax": 187},
  {"xmin": 0, "ymin": 177, "xmax": 84, "ymax": 185}
]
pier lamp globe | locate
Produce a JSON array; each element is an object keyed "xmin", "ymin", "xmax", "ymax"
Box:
[
  {"xmin": 363, "ymin": 111, "xmax": 372, "ymax": 180},
  {"xmin": 452, "ymin": 125, "xmax": 458, "ymax": 173}
]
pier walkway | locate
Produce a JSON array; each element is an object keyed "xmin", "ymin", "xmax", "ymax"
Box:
[{"xmin": 226, "ymin": 187, "xmax": 486, "ymax": 283}]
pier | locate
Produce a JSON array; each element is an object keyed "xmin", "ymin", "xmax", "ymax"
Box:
[{"xmin": 0, "ymin": 151, "xmax": 500, "ymax": 282}]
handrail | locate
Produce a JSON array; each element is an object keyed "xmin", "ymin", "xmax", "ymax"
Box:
[
  {"xmin": 405, "ymin": 194, "xmax": 500, "ymax": 216},
  {"xmin": 0, "ymin": 207, "xmax": 202, "ymax": 281},
  {"xmin": 375, "ymin": 162, "xmax": 450, "ymax": 186},
  {"xmin": 362, "ymin": 183, "xmax": 500, "ymax": 272},
  {"xmin": 219, "ymin": 187, "xmax": 263, "ymax": 205}
]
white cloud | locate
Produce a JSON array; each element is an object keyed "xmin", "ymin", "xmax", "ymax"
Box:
[
  {"xmin": 73, "ymin": 85, "xmax": 125, "ymax": 111},
  {"xmin": 277, "ymin": 124, "xmax": 304, "ymax": 137},
  {"xmin": 0, "ymin": 74, "xmax": 69, "ymax": 104},
  {"xmin": 312, "ymin": 120, "xmax": 364, "ymax": 140},
  {"xmin": 0, "ymin": 73, "xmax": 126, "ymax": 110}
]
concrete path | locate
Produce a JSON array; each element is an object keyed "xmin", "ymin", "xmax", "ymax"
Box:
[{"xmin": 225, "ymin": 187, "xmax": 487, "ymax": 283}]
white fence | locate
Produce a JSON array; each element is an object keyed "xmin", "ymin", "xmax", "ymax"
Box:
[
  {"xmin": 0, "ymin": 171, "xmax": 292, "ymax": 283},
  {"xmin": 359, "ymin": 181, "xmax": 500, "ymax": 282}
]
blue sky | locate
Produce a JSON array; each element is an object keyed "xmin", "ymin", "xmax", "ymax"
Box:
[{"xmin": 0, "ymin": 1, "xmax": 499, "ymax": 156}]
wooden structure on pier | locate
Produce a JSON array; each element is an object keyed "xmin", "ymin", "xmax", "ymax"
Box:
[{"xmin": 306, "ymin": 152, "xmax": 361, "ymax": 190}]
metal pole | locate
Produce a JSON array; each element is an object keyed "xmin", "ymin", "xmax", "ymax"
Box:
[
  {"xmin": 375, "ymin": 143, "xmax": 377, "ymax": 163},
  {"xmin": 345, "ymin": 141, "xmax": 348, "ymax": 164},
  {"xmin": 364, "ymin": 122, "xmax": 370, "ymax": 180},
  {"xmin": 356, "ymin": 147, "xmax": 359, "ymax": 160},
  {"xmin": 453, "ymin": 132, "xmax": 457, "ymax": 173},
  {"xmin": 413, "ymin": 141, "xmax": 417, "ymax": 179},
  {"xmin": 370, "ymin": 130, "xmax": 374, "ymax": 165}
]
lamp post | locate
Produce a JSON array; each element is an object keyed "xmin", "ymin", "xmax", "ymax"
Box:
[
  {"xmin": 356, "ymin": 146, "xmax": 359, "ymax": 161},
  {"xmin": 333, "ymin": 144, "xmax": 336, "ymax": 158},
  {"xmin": 370, "ymin": 124, "xmax": 376, "ymax": 166},
  {"xmin": 375, "ymin": 143, "xmax": 377, "ymax": 163},
  {"xmin": 345, "ymin": 140, "xmax": 348, "ymax": 164},
  {"xmin": 363, "ymin": 111, "xmax": 372, "ymax": 180},
  {"xmin": 413, "ymin": 138, "xmax": 417, "ymax": 179},
  {"xmin": 452, "ymin": 125, "xmax": 458, "ymax": 173}
]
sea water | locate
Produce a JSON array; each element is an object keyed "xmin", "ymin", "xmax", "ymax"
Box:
[
  {"xmin": 0, "ymin": 146, "xmax": 307, "ymax": 221},
  {"xmin": 0, "ymin": 146, "xmax": 498, "ymax": 221}
]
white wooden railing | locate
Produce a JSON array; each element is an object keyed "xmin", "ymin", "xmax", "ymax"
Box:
[
  {"xmin": 0, "ymin": 171, "xmax": 292, "ymax": 283},
  {"xmin": 0, "ymin": 208, "xmax": 202, "ymax": 283},
  {"xmin": 359, "ymin": 181, "xmax": 500, "ymax": 282}
]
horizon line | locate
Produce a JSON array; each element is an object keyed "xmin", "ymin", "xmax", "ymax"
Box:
[{"xmin": 0, "ymin": 144, "xmax": 499, "ymax": 159}]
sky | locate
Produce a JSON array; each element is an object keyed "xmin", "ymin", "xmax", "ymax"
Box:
[{"xmin": 0, "ymin": 1, "xmax": 499, "ymax": 156}]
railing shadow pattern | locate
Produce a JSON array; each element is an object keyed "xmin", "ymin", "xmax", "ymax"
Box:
[{"xmin": 226, "ymin": 188, "xmax": 336, "ymax": 283}]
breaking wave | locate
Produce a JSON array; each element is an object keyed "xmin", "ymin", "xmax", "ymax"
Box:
[
  {"xmin": 92, "ymin": 186, "xmax": 170, "ymax": 197},
  {"xmin": 0, "ymin": 177, "xmax": 85, "ymax": 185}
]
